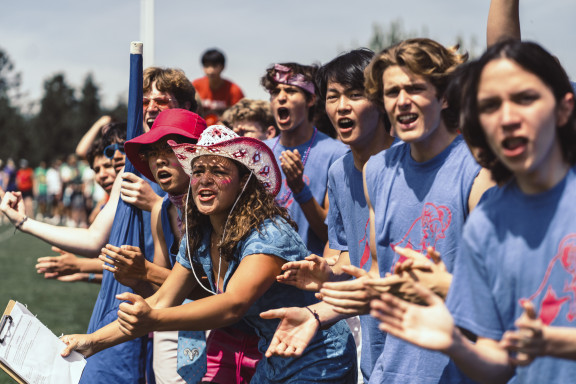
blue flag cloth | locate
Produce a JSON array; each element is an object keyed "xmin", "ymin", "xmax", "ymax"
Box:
[{"xmin": 80, "ymin": 43, "xmax": 163, "ymax": 384}]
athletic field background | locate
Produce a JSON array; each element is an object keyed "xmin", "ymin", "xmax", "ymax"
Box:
[{"xmin": 0, "ymin": 224, "xmax": 100, "ymax": 383}]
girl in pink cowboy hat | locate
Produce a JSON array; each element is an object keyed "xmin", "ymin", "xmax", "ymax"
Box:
[{"xmin": 61, "ymin": 125, "xmax": 357, "ymax": 383}]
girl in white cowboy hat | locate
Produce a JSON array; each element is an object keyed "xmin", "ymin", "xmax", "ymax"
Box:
[{"xmin": 60, "ymin": 125, "xmax": 357, "ymax": 383}]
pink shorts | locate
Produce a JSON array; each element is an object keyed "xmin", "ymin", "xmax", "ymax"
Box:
[{"xmin": 202, "ymin": 326, "xmax": 261, "ymax": 383}]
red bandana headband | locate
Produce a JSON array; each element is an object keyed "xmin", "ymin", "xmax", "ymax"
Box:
[{"xmin": 273, "ymin": 64, "xmax": 315, "ymax": 95}]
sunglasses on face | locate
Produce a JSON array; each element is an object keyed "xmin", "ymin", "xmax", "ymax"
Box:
[
  {"xmin": 138, "ymin": 143, "xmax": 174, "ymax": 160},
  {"xmin": 143, "ymin": 97, "xmax": 174, "ymax": 108},
  {"xmin": 104, "ymin": 143, "xmax": 126, "ymax": 159}
]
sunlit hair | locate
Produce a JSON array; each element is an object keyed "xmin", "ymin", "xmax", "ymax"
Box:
[
  {"xmin": 220, "ymin": 98, "xmax": 277, "ymax": 135},
  {"xmin": 186, "ymin": 158, "xmax": 296, "ymax": 262},
  {"xmin": 260, "ymin": 62, "xmax": 318, "ymax": 122},
  {"xmin": 364, "ymin": 38, "xmax": 468, "ymax": 132},
  {"xmin": 460, "ymin": 40, "xmax": 576, "ymax": 184},
  {"xmin": 143, "ymin": 67, "xmax": 198, "ymax": 113}
]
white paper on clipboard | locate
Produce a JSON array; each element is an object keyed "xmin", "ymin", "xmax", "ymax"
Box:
[{"xmin": 0, "ymin": 300, "xmax": 86, "ymax": 384}]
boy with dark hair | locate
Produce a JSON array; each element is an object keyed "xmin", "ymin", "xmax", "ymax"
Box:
[
  {"xmin": 271, "ymin": 48, "xmax": 396, "ymax": 382},
  {"xmin": 193, "ymin": 48, "xmax": 244, "ymax": 126},
  {"xmin": 260, "ymin": 62, "xmax": 348, "ymax": 256}
]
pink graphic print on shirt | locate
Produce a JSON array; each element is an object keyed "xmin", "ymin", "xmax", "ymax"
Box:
[
  {"xmin": 358, "ymin": 219, "xmax": 371, "ymax": 269},
  {"xmin": 522, "ymin": 234, "xmax": 576, "ymax": 325},
  {"xmin": 390, "ymin": 202, "xmax": 452, "ymax": 266}
]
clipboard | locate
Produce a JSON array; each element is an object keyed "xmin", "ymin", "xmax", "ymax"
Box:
[
  {"xmin": 0, "ymin": 300, "xmax": 86, "ymax": 384},
  {"xmin": 0, "ymin": 300, "xmax": 26, "ymax": 384}
]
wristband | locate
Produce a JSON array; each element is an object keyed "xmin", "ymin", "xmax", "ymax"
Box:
[
  {"xmin": 87, "ymin": 273, "xmax": 96, "ymax": 282},
  {"xmin": 305, "ymin": 306, "xmax": 321, "ymax": 329},
  {"xmin": 293, "ymin": 185, "xmax": 313, "ymax": 204},
  {"xmin": 13, "ymin": 216, "xmax": 28, "ymax": 234}
]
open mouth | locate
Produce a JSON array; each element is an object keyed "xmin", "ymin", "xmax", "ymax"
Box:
[
  {"xmin": 146, "ymin": 118, "xmax": 155, "ymax": 128},
  {"xmin": 157, "ymin": 170, "xmax": 172, "ymax": 182},
  {"xmin": 338, "ymin": 118, "xmax": 354, "ymax": 129},
  {"xmin": 502, "ymin": 137, "xmax": 528, "ymax": 152},
  {"xmin": 277, "ymin": 108, "xmax": 290, "ymax": 121},
  {"xmin": 397, "ymin": 113, "xmax": 418, "ymax": 125},
  {"xmin": 198, "ymin": 189, "xmax": 216, "ymax": 201}
]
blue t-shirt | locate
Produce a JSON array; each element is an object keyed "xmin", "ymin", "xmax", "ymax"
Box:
[
  {"xmin": 326, "ymin": 151, "xmax": 388, "ymax": 382},
  {"xmin": 177, "ymin": 218, "xmax": 357, "ymax": 383},
  {"xmin": 364, "ymin": 136, "xmax": 480, "ymax": 384},
  {"xmin": 447, "ymin": 165, "xmax": 576, "ymax": 383},
  {"xmin": 265, "ymin": 130, "xmax": 349, "ymax": 255}
]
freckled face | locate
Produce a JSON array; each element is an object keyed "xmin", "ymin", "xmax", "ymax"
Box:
[{"xmin": 190, "ymin": 155, "xmax": 242, "ymax": 218}]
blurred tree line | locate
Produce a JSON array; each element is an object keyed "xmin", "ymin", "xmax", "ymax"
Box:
[
  {"xmin": 0, "ymin": 47, "xmax": 128, "ymax": 166},
  {"xmin": 1, "ymin": 21, "xmax": 479, "ymax": 167},
  {"xmin": 367, "ymin": 19, "xmax": 479, "ymax": 58}
]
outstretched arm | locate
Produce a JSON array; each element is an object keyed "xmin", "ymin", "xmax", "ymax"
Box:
[
  {"xmin": 1, "ymin": 173, "xmax": 122, "ymax": 257},
  {"xmin": 319, "ymin": 264, "xmax": 379, "ymax": 316},
  {"xmin": 61, "ymin": 262, "xmax": 197, "ymax": 358},
  {"xmin": 487, "ymin": 0, "xmax": 520, "ymax": 47},
  {"xmin": 260, "ymin": 300, "xmax": 348, "ymax": 358},
  {"xmin": 36, "ymin": 246, "xmax": 103, "ymax": 278},
  {"xmin": 276, "ymin": 252, "xmax": 351, "ymax": 291},
  {"xmin": 365, "ymin": 246, "xmax": 452, "ymax": 303},
  {"xmin": 371, "ymin": 283, "xmax": 514, "ymax": 383}
]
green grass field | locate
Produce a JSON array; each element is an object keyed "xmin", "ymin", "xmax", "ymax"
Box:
[{"xmin": 0, "ymin": 224, "xmax": 100, "ymax": 384}]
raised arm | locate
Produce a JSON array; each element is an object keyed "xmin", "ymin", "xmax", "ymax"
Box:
[
  {"xmin": 487, "ymin": 0, "xmax": 520, "ymax": 47},
  {"xmin": 76, "ymin": 115, "xmax": 112, "ymax": 159}
]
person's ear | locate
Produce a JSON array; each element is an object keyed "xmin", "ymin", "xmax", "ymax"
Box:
[
  {"xmin": 266, "ymin": 125, "xmax": 276, "ymax": 139},
  {"xmin": 240, "ymin": 173, "xmax": 251, "ymax": 188},
  {"xmin": 557, "ymin": 92, "xmax": 575, "ymax": 127},
  {"xmin": 306, "ymin": 94, "xmax": 317, "ymax": 109}
]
